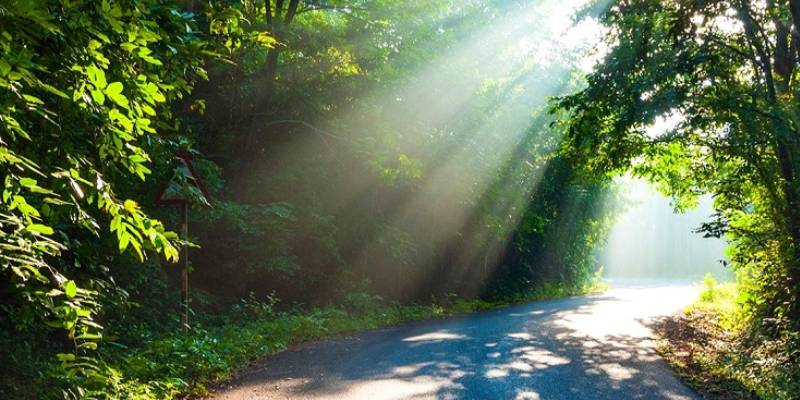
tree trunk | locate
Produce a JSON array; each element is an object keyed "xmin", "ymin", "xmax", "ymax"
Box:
[
  {"xmin": 741, "ymin": 0, "xmax": 800, "ymax": 321},
  {"xmin": 774, "ymin": 136, "xmax": 800, "ymax": 321},
  {"xmin": 773, "ymin": 0, "xmax": 800, "ymax": 321},
  {"xmin": 233, "ymin": 0, "xmax": 300, "ymax": 199}
]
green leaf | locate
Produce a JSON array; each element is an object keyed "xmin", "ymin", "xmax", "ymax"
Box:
[
  {"xmin": 40, "ymin": 83, "xmax": 69, "ymax": 99},
  {"xmin": 26, "ymin": 223, "xmax": 54, "ymax": 235},
  {"xmin": 75, "ymin": 333, "xmax": 103, "ymax": 340},
  {"xmin": 119, "ymin": 233, "xmax": 130, "ymax": 251},
  {"xmin": 109, "ymin": 108, "xmax": 133, "ymax": 130},
  {"xmin": 90, "ymin": 89, "xmax": 105, "ymax": 105},
  {"xmin": 105, "ymin": 81, "xmax": 123, "ymax": 96},
  {"xmin": 129, "ymin": 237, "xmax": 144, "ymax": 260},
  {"xmin": 64, "ymin": 280, "xmax": 77, "ymax": 298},
  {"xmin": 19, "ymin": 177, "xmax": 37, "ymax": 187},
  {"xmin": 78, "ymin": 342, "xmax": 98, "ymax": 350},
  {"xmin": 143, "ymin": 82, "xmax": 166, "ymax": 103},
  {"xmin": 23, "ymin": 94, "xmax": 44, "ymax": 105},
  {"xmin": 123, "ymin": 199, "xmax": 137, "ymax": 212},
  {"xmin": 0, "ymin": 59, "xmax": 11, "ymax": 76},
  {"xmin": 104, "ymin": 82, "xmax": 128, "ymax": 107},
  {"xmin": 86, "ymin": 65, "xmax": 107, "ymax": 88}
]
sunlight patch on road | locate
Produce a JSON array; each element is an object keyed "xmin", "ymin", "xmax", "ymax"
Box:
[
  {"xmin": 515, "ymin": 390, "xmax": 542, "ymax": 400},
  {"xmin": 595, "ymin": 362, "xmax": 637, "ymax": 381},
  {"xmin": 485, "ymin": 368, "xmax": 509, "ymax": 378},
  {"xmin": 391, "ymin": 362, "xmax": 435, "ymax": 376},
  {"xmin": 329, "ymin": 376, "xmax": 459, "ymax": 400},
  {"xmin": 552, "ymin": 285, "xmax": 699, "ymax": 340},
  {"xmin": 508, "ymin": 332, "xmax": 534, "ymax": 340},
  {"xmin": 264, "ymin": 361, "xmax": 469, "ymax": 400},
  {"xmin": 485, "ymin": 347, "xmax": 570, "ymax": 379},
  {"xmin": 402, "ymin": 330, "xmax": 467, "ymax": 342},
  {"xmin": 517, "ymin": 348, "xmax": 571, "ymax": 368}
]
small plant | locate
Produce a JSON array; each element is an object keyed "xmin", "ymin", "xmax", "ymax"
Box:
[
  {"xmin": 700, "ymin": 273, "xmax": 718, "ymax": 302},
  {"xmin": 343, "ymin": 292, "xmax": 384, "ymax": 315},
  {"xmin": 231, "ymin": 292, "xmax": 279, "ymax": 321}
]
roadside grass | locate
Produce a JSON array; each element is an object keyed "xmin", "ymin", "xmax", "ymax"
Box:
[
  {"xmin": 36, "ymin": 281, "xmax": 606, "ymax": 399},
  {"xmin": 654, "ymin": 274, "xmax": 800, "ymax": 400},
  {"xmin": 685, "ymin": 274, "xmax": 744, "ymax": 332}
]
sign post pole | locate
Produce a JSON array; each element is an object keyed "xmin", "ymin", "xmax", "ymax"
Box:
[
  {"xmin": 155, "ymin": 153, "xmax": 211, "ymax": 335},
  {"xmin": 181, "ymin": 202, "xmax": 189, "ymax": 334}
]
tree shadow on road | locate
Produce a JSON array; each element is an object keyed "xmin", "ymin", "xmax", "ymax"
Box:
[{"xmin": 213, "ymin": 293, "xmax": 698, "ymax": 400}]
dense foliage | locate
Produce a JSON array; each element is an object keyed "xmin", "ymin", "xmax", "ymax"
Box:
[
  {"xmin": 0, "ymin": 0, "xmax": 210, "ymax": 397},
  {"xmin": 1, "ymin": 0, "xmax": 612, "ymax": 398},
  {"xmin": 554, "ymin": 0, "xmax": 800, "ymax": 396}
]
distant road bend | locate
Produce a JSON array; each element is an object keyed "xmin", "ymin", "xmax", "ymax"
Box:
[{"xmin": 211, "ymin": 280, "xmax": 700, "ymax": 400}]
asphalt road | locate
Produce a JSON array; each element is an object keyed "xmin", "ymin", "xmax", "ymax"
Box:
[{"xmin": 210, "ymin": 280, "xmax": 700, "ymax": 400}]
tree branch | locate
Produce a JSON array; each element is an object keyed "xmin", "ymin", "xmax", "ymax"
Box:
[
  {"xmin": 736, "ymin": 0, "xmax": 778, "ymax": 102},
  {"xmin": 284, "ymin": 0, "xmax": 300, "ymax": 24},
  {"xmin": 265, "ymin": 0, "xmax": 273, "ymax": 28}
]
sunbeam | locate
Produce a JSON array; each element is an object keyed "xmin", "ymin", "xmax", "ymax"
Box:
[{"xmin": 263, "ymin": 0, "xmax": 611, "ymax": 299}]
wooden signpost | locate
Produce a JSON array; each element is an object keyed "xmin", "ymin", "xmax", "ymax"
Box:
[{"xmin": 156, "ymin": 152, "xmax": 211, "ymax": 333}]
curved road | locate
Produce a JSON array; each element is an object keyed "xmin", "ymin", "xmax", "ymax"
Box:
[{"xmin": 210, "ymin": 280, "xmax": 699, "ymax": 400}]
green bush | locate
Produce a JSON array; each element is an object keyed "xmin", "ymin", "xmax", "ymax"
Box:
[{"xmin": 343, "ymin": 292, "xmax": 385, "ymax": 315}]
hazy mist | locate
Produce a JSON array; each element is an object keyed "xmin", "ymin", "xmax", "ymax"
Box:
[{"xmin": 599, "ymin": 177, "xmax": 731, "ymax": 281}]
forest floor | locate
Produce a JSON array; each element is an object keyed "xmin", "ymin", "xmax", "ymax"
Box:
[
  {"xmin": 653, "ymin": 311, "xmax": 757, "ymax": 399},
  {"xmin": 208, "ymin": 280, "xmax": 699, "ymax": 400},
  {"xmin": 650, "ymin": 278, "xmax": 795, "ymax": 400}
]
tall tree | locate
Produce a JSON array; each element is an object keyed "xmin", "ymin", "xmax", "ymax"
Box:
[
  {"xmin": 236, "ymin": 0, "xmax": 361, "ymax": 189},
  {"xmin": 556, "ymin": 0, "xmax": 800, "ymax": 323}
]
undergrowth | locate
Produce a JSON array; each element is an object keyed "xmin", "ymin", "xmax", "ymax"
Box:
[{"xmin": 654, "ymin": 274, "xmax": 800, "ymax": 400}]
